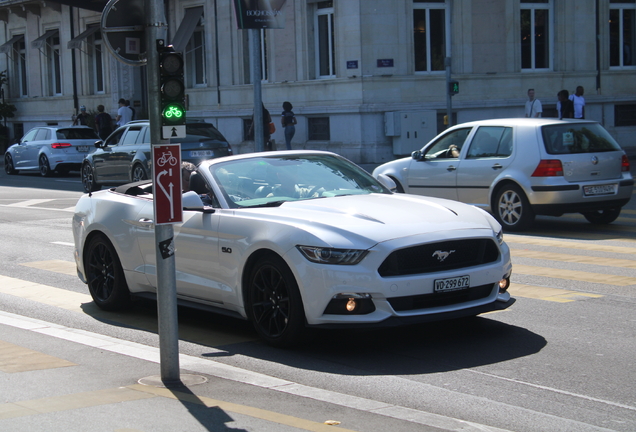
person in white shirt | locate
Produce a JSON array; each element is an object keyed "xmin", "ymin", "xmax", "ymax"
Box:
[
  {"xmin": 115, "ymin": 98, "xmax": 133, "ymax": 127},
  {"xmin": 524, "ymin": 89, "xmax": 542, "ymax": 118},
  {"xmin": 569, "ymin": 86, "xmax": 585, "ymax": 119}
]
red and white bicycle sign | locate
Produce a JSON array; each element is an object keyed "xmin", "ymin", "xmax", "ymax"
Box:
[{"xmin": 157, "ymin": 151, "xmax": 178, "ymax": 167}]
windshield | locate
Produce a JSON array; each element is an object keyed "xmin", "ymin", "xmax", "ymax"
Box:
[
  {"xmin": 208, "ymin": 154, "xmax": 390, "ymax": 208},
  {"xmin": 541, "ymin": 123, "xmax": 622, "ymax": 154}
]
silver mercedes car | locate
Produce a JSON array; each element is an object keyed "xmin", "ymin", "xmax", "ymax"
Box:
[{"xmin": 373, "ymin": 118, "xmax": 634, "ymax": 231}]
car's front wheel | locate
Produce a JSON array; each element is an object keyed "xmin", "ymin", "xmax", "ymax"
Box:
[
  {"xmin": 39, "ymin": 154, "xmax": 52, "ymax": 177},
  {"xmin": 85, "ymin": 235, "xmax": 132, "ymax": 311},
  {"xmin": 4, "ymin": 154, "xmax": 18, "ymax": 175},
  {"xmin": 246, "ymin": 254, "xmax": 306, "ymax": 347},
  {"xmin": 582, "ymin": 208, "xmax": 621, "ymax": 225},
  {"xmin": 132, "ymin": 164, "xmax": 147, "ymax": 182},
  {"xmin": 81, "ymin": 163, "xmax": 101, "ymax": 193},
  {"xmin": 494, "ymin": 184, "xmax": 535, "ymax": 231}
]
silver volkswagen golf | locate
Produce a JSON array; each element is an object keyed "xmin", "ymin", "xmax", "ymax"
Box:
[{"xmin": 373, "ymin": 118, "xmax": 634, "ymax": 231}]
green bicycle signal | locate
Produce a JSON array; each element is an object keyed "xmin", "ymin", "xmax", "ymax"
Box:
[{"xmin": 162, "ymin": 103, "xmax": 185, "ymax": 124}]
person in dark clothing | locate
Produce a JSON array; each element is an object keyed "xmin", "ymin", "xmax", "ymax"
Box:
[
  {"xmin": 73, "ymin": 105, "xmax": 90, "ymax": 126},
  {"xmin": 94, "ymin": 105, "xmax": 113, "ymax": 139},
  {"xmin": 557, "ymin": 90, "xmax": 574, "ymax": 119},
  {"xmin": 249, "ymin": 103, "xmax": 272, "ymax": 150},
  {"xmin": 280, "ymin": 101, "xmax": 297, "ymax": 150}
]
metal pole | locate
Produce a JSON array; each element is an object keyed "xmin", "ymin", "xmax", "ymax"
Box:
[
  {"xmin": 250, "ymin": 29, "xmax": 264, "ymax": 152},
  {"xmin": 446, "ymin": 57, "xmax": 452, "ymax": 128},
  {"xmin": 147, "ymin": 0, "xmax": 180, "ymax": 383}
]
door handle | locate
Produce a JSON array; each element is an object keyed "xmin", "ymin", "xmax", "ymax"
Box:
[
  {"xmin": 446, "ymin": 165, "xmax": 457, "ymax": 171},
  {"xmin": 491, "ymin": 163, "xmax": 503, "ymax": 170},
  {"xmin": 138, "ymin": 218, "xmax": 154, "ymax": 228}
]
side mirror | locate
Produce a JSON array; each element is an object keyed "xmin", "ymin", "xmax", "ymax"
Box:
[
  {"xmin": 376, "ymin": 174, "xmax": 397, "ymax": 192},
  {"xmin": 94, "ymin": 140, "xmax": 103, "ymax": 148},
  {"xmin": 411, "ymin": 150, "xmax": 422, "ymax": 160}
]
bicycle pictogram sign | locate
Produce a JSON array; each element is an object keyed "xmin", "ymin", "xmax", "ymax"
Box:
[{"xmin": 157, "ymin": 151, "xmax": 178, "ymax": 167}]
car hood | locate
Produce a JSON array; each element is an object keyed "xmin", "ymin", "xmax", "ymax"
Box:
[{"xmin": 240, "ymin": 193, "xmax": 499, "ymax": 247}]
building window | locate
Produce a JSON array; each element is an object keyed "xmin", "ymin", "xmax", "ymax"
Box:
[
  {"xmin": 610, "ymin": 0, "xmax": 635, "ymax": 67},
  {"xmin": 308, "ymin": 117, "xmax": 330, "ymax": 140},
  {"xmin": 15, "ymin": 38, "xmax": 28, "ymax": 97},
  {"xmin": 520, "ymin": 0, "xmax": 551, "ymax": 70},
  {"xmin": 315, "ymin": 1, "xmax": 335, "ymax": 78},
  {"xmin": 89, "ymin": 27, "xmax": 105, "ymax": 93},
  {"xmin": 615, "ymin": 104, "xmax": 636, "ymax": 126},
  {"xmin": 186, "ymin": 14, "xmax": 207, "ymax": 87},
  {"xmin": 413, "ymin": 0, "xmax": 447, "ymax": 72},
  {"xmin": 45, "ymin": 33, "xmax": 62, "ymax": 95},
  {"xmin": 241, "ymin": 29, "xmax": 267, "ymax": 83}
]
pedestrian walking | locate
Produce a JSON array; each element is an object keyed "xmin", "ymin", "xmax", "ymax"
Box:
[
  {"xmin": 525, "ymin": 89, "xmax": 542, "ymax": 118},
  {"xmin": 72, "ymin": 105, "xmax": 90, "ymax": 126},
  {"xmin": 280, "ymin": 101, "xmax": 297, "ymax": 150},
  {"xmin": 94, "ymin": 105, "xmax": 113, "ymax": 140},
  {"xmin": 569, "ymin": 86, "xmax": 585, "ymax": 119},
  {"xmin": 116, "ymin": 98, "xmax": 133, "ymax": 127}
]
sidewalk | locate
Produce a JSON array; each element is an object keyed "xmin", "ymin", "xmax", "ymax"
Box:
[{"xmin": 0, "ymin": 311, "xmax": 508, "ymax": 432}]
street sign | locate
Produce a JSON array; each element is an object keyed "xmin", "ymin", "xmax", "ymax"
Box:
[
  {"xmin": 153, "ymin": 144, "xmax": 183, "ymax": 225},
  {"xmin": 100, "ymin": 0, "xmax": 146, "ymax": 66},
  {"xmin": 162, "ymin": 125, "xmax": 186, "ymax": 139}
]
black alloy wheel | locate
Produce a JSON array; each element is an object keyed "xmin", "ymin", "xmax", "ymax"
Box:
[
  {"xmin": 247, "ymin": 254, "xmax": 305, "ymax": 347},
  {"xmin": 4, "ymin": 154, "xmax": 17, "ymax": 175},
  {"xmin": 39, "ymin": 154, "xmax": 52, "ymax": 177},
  {"xmin": 82, "ymin": 163, "xmax": 101, "ymax": 193},
  {"xmin": 132, "ymin": 164, "xmax": 147, "ymax": 182},
  {"xmin": 85, "ymin": 235, "xmax": 131, "ymax": 310}
]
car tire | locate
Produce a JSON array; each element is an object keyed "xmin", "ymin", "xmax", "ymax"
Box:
[
  {"xmin": 82, "ymin": 162, "xmax": 101, "ymax": 193},
  {"xmin": 132, "ymin": 164, "xmax": 147, "ymax": 182},
  {"xmin": 582, "ymin": 208, "xmax": 621, "ymax": 225},
  {"xmin": 246, "ymin": 254, "xmax": 306, "ymax": 347},
  {"xmin": 4, "ymin": 154, "xmax": 18, "ymax": 175},
  {"xmin": 392, "ymin": 178, "xmax": 405, "ymax": 193},
  {"xmin": 85, "ymin": 235, "xmax": 132, "ymax": 311},
  {"xmin": 493, "ymin": 184, "xmax": 535, "ymax": 231},
  {"xmin": 39, "ymin": 154, "xmax": 52, "ymax": 177}
]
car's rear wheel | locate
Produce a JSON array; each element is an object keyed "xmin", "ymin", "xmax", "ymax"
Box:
[
  {"xmin": 39, "ymin": 154, "xmax": 52, "ymax": 177},
  {"xmin": 582, "ymin": 208, "xmax": 621, "ymax": 225},
  {"xmin": 4, "ymin": 154, "xmax": 18, "ymax": 175},
  {"xmin": 82, "ymin": 163, "xmax": 101, "ymax": 193},
  {"xmin": 246, "ymin": 254, "xmax": 305, "ymax": 347},
  {"xmin": 132, "ymin": 164, "xmax": 147, "ymax": 182},
  {"xmin": 494, "ymin": 184, "xmax": 535, "ymax": 231},
  {"xmin": 85, "ymin": 235, "xmax": 131, "ymax": 311}
]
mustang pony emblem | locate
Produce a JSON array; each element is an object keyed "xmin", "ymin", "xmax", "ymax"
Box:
[{"xmin": 432, "ymin": 250, "xmax": 455, "ymax": 262}]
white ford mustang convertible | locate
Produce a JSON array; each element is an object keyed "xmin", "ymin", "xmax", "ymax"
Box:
[{"xmin": 73, "ymin": 150, "xmax": 514, "ymax": 346}]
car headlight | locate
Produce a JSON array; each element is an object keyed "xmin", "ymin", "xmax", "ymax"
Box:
[
  {"xmin": 496, "ymin": 228, "xmax": 504, "ymax": 245},
  {"xmin": 296, "ymin": 246, "xmax": 368, "ymax": 265}
]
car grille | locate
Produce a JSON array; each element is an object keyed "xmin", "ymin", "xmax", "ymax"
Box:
[
  {"xmin": 388, "ymin": 284, "xmax": 495, "ymax": 312},
  {"xmin": 378, "ymin": 238, "xmax": 500, "ymax": 277}
]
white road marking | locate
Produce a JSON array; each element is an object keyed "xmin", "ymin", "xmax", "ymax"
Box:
[{"xmin": 51, "ymin": 241, "xmax": 75, "ymax": 247}]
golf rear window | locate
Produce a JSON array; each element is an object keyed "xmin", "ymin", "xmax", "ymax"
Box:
[
  {"xmin": 56, "ymin": 129, "xmax": 99, "ymax": 140},
  {"xmin": 541, "ymin": 123, "xmax": 622, "ymax": 154}
]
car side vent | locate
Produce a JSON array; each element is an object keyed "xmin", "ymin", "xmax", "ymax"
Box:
[{"xmin": 378, "ymin": 239, "xmax": 500, "ymax": 277}]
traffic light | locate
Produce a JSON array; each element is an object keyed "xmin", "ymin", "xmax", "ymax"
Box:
[
  {"xmin": 449, "ymin": 80, "xmax": 459, "ymax": 95},
  {"xmin": 159, "ymin": 46, "xmax": 186, "ymax": 127}
]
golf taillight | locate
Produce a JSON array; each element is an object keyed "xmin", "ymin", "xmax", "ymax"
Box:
[
  {"xmin": 622, "ymin": 155, "xmax": 630, "ymax": 172},
  {"xmin": 532, "ymin": 159, "xmax": 563, "ymax": 177},
  {"xmin": 51, "ymin": 143, "xmax": 72, "ymax": 149}
]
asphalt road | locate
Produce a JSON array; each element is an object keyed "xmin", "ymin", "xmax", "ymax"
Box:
[{"xmin": 0, "ymin": 165, "xmax": 635, "ymax": 432}]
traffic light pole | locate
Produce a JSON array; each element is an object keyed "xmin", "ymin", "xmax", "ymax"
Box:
[
  {"xmin": 147, "ymin": 0, "xmax": 180, "ymax": 384},
  {"xmin": 250, "ymin": 29, "xmax": 264, "ymax": 152}
]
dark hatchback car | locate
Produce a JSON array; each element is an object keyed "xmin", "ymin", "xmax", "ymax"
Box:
[{"xmin": 81, "ymin": 120, "xmax": 232, "ymax": 192}]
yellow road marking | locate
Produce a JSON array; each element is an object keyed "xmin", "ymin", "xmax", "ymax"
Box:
[
  {"xmin": 505, "ymin": 235, "xmax": 636, "ymax": 254},
  {"xmin": 0, "ymin": 275, "xmax": 255, "ymax": 347},
  {"xmin": 511, "ymin": 249, "xmax": 636, "ymax": 269},
  {"xmin": 20, "ymin": 260, "xmax": 77, "ymax": 276},
  {"xmin": 0, "ymin": 387, "xmax": 156, "ymax": 420},
  {"xmin": 513, "ymin": 264, "xmax": 636, "ymax": 286},
  {"xmin": 509, "ymin": 284, "xmax": 603, "ymax": 303},
  {"xmin": 129, "ymin": 384, "xmax": 360, "ymax": 432},
  {"xmin": 0, "ymin": 340, "xmax": 76, "ymax": 373}
]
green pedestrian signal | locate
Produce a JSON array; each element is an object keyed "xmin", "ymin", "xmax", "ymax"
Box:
[{"xmin": 449, "ymin": 80, "xmax": 459, "ymax": 95}]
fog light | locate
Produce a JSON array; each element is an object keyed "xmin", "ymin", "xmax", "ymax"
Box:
[
  {"xmin": 323, "ymin": 293, "xmax": 376, "ymax": 315},
  {"xmin": 499, "ymin": 277, "xmax": 510, "ymax": 293}
]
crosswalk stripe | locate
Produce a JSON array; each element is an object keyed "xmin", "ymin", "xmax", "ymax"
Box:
[
  {"xmin": 505, "ymin": 235, "xmax": 636, "ymax": 254},
  {"xmin": 511, "ymin": 249, "xmax": 636, "ymax": 269},
  {"xmin": 513, "ymin": 264, "xmax": 636, "ymax": 286},
  {"xmin": 509, "ymin": 284, "xmax": 603, "ymax": 303},
  {"xmin": 6, "ymin": 199, "xmax": 56, "ymax": 207},
  {"xmin": 0, "ymin": 340, "xmax": 76, "ymax": 373},
  {"xmin": 21, "ymin": 260, "xmax": 77, "ymax": 276}
]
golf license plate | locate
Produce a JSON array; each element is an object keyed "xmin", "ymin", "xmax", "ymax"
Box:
[
  {"xmin": 583, "ymin": 184, "xmax": 616, "ymax": 196},
  {"xmin": 190, "ymin": 150, "xmax": 214, "ymax": 157},
  {"xmin": 434, "ymin": 275, "xmax": 470, "ymax": 292},
  {"xmin": 77, "ymin": 146, "xmax": 89, "ymax": 152}
]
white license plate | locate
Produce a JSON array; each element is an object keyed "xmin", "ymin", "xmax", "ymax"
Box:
[
  {"xmin": 583, "ymin": 184, "xmax": 616, "ymax": 196},
  {"xmin": 77, "ymin": 146, "xmax": 89, "ymax": 152},
  {"xmin": 190, "ymin": 150, "xmax": 213, "ymax": 157},
  {"xmin": 434, "ymin": 275, "xmax": 470, "ymax": 292}
]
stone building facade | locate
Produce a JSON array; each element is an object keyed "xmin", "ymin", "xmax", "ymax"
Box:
[{"xmin": 1, "ymin": 0, "xmax": 635, "ymax": 164}]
